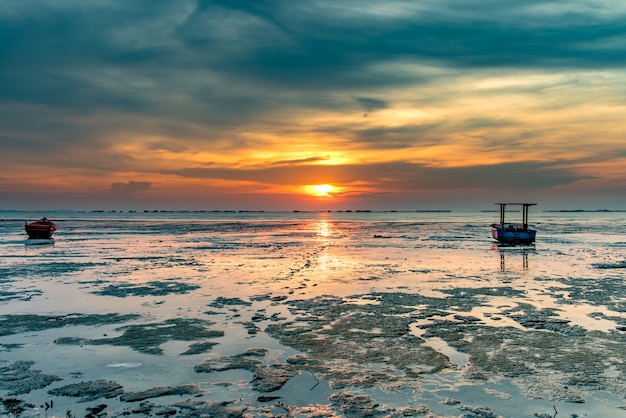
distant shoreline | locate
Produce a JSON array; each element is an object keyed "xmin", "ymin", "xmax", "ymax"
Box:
[
  {"xmin": 542, "ymin": 209, "xmax": 626, "ymax": 212},
  {"xmin": 0, "ymin": 209, "xmax": 454, "ymax": 214},
  {"xmin": 2, "ymin": 208, "xmax": 626, "ymax": 214}
]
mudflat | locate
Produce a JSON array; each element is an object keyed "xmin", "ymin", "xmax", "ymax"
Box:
[{"xmin": 1, "ymin": 212, "xmax": 625, "ymax": 417}]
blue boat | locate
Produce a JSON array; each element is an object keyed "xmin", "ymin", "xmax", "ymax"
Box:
[{"xmin": 490, "ymin": 203, "xmax": 536, "ymax": 244}]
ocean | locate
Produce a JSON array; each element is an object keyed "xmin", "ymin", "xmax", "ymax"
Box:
[{"xmin": 1, "ymin": 210, "xmax": 625, "ymax": 417}]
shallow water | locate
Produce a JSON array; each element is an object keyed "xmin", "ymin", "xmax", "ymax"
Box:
[{"xmin": 1, "ymin": 210, "xmax": 626, "ymax": 417}]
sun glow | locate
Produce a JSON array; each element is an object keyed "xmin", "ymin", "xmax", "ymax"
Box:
[{"xmin": 308, "ymin": 184, "xmax": 336, "ymax": 197}]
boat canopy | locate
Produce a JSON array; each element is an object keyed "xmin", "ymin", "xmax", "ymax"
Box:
[{"xmin": 494, "ymin": 203, "xmax": 536, "ymax": 230}]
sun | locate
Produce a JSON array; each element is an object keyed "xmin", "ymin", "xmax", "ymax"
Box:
[{"xmin": 308, "ymin": 184, "xmax": 336, "ymax": 197}]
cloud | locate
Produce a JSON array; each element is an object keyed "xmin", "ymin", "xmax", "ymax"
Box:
[
  {"xmin": 111, "ymin": 180, "xmax": 152, "ymax": 193},
  {"xmin": 268, "ymin": 156, "xmax": 332, "ymax": 166},
  {"xmin": 2, "ymin": 1, "xmax": 624, "ymax": 125},
  {"xmin": 162, "ymin": 160, "xmax": 585, "ymax": 192},
  {"xmin": 354, "ymin": 97, "xmax": 389, "ymax": 112}
]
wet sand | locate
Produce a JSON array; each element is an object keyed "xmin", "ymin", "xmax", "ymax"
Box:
[{"xmin": 1, "ymin": 214, "xmax": 626, "ymax": 417}]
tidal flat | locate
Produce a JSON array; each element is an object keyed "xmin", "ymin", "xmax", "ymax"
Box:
[{"xmin": 1, "ymin": 211, "xmax": 625, "ymax": 417}]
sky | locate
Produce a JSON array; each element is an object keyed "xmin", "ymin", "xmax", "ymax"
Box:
[{"xmin": 1, "ymin": 1, "xmax": 626, "ymax": 211}]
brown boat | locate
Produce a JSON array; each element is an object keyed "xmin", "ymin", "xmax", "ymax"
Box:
[{"xmin": 25, "ymin": 217, "xmax": 56, "ymax": 239}]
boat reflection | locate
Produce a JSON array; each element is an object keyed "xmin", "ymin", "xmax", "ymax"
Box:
[
  {"xmin": 492, "ymin": 244, "xmax": 534, "ymax": 272},
  {"xmin": 24, "ymin": 238, "xmax": 55, "ymax": 246}
]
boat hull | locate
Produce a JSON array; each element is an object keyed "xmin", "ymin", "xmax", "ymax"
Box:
[
  {"xmin": 491, "ymin": 224, "xmax": 536, "ymax": 244},
  {"xmin": 25, "ymin": 219, "xmax": 56, "ymax": 239}
]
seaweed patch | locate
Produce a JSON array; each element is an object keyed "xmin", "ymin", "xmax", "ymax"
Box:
[
  {"xmin": 0, "ymin": 313, "xmax": 140, "ymax": 337},
  {"xmin": 0, "ymin": 361, "xmax": 62, "ymax": 395},
  {"xmin": 55, "ymin": 318, "xmax": 223, "ymax": 355},
  {"xmin": 92, "ymin": 280, "xmax": 200, "ymax": 297}
]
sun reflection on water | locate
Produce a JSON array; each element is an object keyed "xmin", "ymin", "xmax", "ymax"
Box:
[{"xmin": 316, "ymin": 219, "xmax": 331, "ymax": 238}]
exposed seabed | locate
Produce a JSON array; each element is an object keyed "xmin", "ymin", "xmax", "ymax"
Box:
[{"xmin": 1, "ymin": 215, "xmax": 626, "ymax": 417}]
